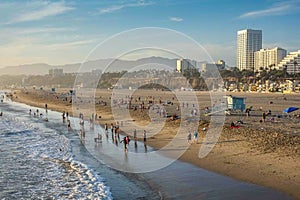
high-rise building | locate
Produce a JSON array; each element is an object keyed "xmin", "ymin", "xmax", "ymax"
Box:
[
  {"xmin": 254, "ymin": 47, "xmax": 287, "ymax": 71},
  {"xmin": 237, "ymin": 29, "xmax": 262, "ymax": 71}
]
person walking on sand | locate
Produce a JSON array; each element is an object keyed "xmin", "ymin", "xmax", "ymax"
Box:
[
  {"xmin": 262, "ymin": 112, "xmax": 266, "ymax": 122},
  {"xmin": 194, "ymin": 130, "xmax": 198, "ymax": 144},
  {"xmin": 45, "ymin": 104, "xmax": 48, "ymax": 113},
  {"xmin": 187, "ymin": 131, "xmax": 192, "ymax": 144}
]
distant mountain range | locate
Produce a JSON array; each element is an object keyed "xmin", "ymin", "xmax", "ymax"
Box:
[{"xmin": 0, "ymin": 57, "xmax": 201, "ymax": 76}]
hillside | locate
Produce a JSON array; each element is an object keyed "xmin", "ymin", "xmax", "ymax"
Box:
[{"xmin": 0, "ymin": 57, "xmax": 179, "ymax": 76}]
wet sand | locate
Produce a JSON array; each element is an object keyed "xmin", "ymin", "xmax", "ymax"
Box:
[{"xmin": 11, "ymin": 88, "xmax": 300, "ymax": 199}]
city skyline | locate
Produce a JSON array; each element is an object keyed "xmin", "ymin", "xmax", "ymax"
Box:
[{"xmin": 0, "ymin": 0, "xmax": 300, "ymax": 68}]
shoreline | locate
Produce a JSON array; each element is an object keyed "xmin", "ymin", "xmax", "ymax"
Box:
[
  {"xmin": 2, "ymin": 99, "xmax": 292, "ymax": 200},
  {"xmin": 0, "ymin": 100, "xmax": 165, "ymax": 200},
  {"xmin": 11, "ymin": 88, "xmax": 300, "ymax": 199}
]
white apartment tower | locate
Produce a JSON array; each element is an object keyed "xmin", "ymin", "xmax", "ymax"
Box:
[
  {"xmin": 237, "ymin": 29, "xmax": 262, "ymax": 71},
  {"xmin": 254, "ymin": 47, "xmax": 287, "ymax": 71}
]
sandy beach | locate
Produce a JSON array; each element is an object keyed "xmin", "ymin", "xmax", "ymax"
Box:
[{"xmin": 12, "ymin": 88, "xmax": 300, "ymax": 199}]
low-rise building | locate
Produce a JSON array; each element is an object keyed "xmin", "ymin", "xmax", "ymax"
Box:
[
  {"xmin": 176, "ymin": 59, "xmax": 197, "ymax": 73},
  {"xmin": 202, "ymin": 60, "xmax": 226, "ymax": 73},
  {"xmin": 278, "ymin": 49, "xmax": 300, "ymax": 74}
]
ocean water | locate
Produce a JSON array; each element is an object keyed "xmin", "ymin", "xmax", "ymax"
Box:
[{"xmin": 0, "ymin": 108, "xmax": 112, "ymax": 199}]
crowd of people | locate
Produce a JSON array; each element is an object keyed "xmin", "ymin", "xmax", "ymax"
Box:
[
  {"xmin": 102, "ymin": 122, "xmax": 148, "ymax": 152},
  {"xmin": 24, "ymin": 93, "xmax": 222, "ymax": 154}
]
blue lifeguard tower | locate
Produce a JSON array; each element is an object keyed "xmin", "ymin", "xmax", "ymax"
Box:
[
  {"xmin": 205, "ymin": 95, "xmax": 246, "ymax": 116},
  {"xmin": 226, "ymin": 95, "xmax": 246, "ymax": 112}
]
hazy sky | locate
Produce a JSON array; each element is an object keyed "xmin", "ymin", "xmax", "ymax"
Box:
[{"xmin": 0, "ymin": 0, "xmax": 300, "ymax": 67}]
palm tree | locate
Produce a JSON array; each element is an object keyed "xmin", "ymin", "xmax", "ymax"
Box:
[
  {"xmin": 269, "ymin": 64, "xmax": 276, "ymax": 71},
  {"xmin": 283, "ymin": 65, "xmax": 287, "ymax": 80}
]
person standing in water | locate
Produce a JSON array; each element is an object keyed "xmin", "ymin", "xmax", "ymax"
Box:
[
  {"xmin": 121, "ymin": 136, "xmax": 127, "ymax": 151},
  {"xmin": 94, "ymin": 132, "xmax": 102, "ymax": 143},
  {"xmin": 62, "ymin": 111, "xmax": 66, "ymax": 123},
  {"xmin": 121, "ymin": 136, "xmax": 130, "ymax": 152},
  {"xmin": 67, "ymin": 120, "xmax": 71, "ymax": 130},
  {"xmin": 133, "ymin": 129, "xmax": 137, "ymax": 140},
  {"xmin": 104, "ymin": 123, "xmax": 108, "ymax": 139},
  {"xmin": 110, "ymin": 123, "xmax": 114, "ymax": 140},
  {"xmin": 143, "ymin": 130, "xmax": 147, "ymax": 143},
  {"xmin": 80, "ymin": 129, "xmax": 85, "ymax": 140}
]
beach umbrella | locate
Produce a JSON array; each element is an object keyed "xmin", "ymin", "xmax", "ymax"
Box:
[{"xmin": 283, "ymin": 107, "xmax": 299, "ymax": 113}]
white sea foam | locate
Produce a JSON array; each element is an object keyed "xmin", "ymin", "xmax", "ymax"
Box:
[{"xmin": 0, "ymin": 107, "xmax": 113, "ymax": 199}]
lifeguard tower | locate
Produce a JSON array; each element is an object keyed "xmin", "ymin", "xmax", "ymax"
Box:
[
  {"xmin": 226, "ymin": 95, "xmax": 246, "ymax": 114},
  {"xmin": 205, "ymin": 95, "xmax": 246, "ymax": 116}
]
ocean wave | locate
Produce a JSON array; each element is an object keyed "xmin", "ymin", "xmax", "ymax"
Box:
[{"xmin": 0, "ymin": 109, "xmax": 112, "ymax": 199}]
